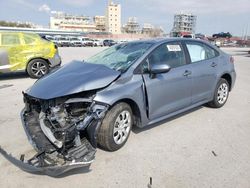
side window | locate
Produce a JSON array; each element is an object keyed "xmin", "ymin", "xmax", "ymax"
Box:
[
  {"xmin": 2, "ymin": 34, "xmax": 20, "ymax": 45},
  {"xmin": 203, "ymin": 44, "xmax": 218, "ymax": 59},
  {"xmin": 148, "ymin": 42, "xmax": 186, "ymax": 69},
  {"xmin": 186, "ymin": 42, "xmax": 218, "ymax": 63},
  {"xmin": 23, "ymin": 34, "xmax": 36, "ymax": 44}
]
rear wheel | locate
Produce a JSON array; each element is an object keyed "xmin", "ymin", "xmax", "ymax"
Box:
[
  {"xmin": 27, "ymin": 59, "xmax": 49, "ymax": 79},
  {"xmin": 97, "ymin": 102, "xmax": 132, "ymax": 151},
  {"xmin": 208, "ymin": 78, "xmax": 229, "ymax": 108}
]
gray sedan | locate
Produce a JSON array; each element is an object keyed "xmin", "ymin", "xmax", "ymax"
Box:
[{"xmin": 0, "ymin": 38, "xmax": 236, "ymax": 176}]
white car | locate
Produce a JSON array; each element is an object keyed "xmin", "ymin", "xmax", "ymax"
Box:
[
  {"xmin": 80, "ymin": 37, "xmax": 94, "ymax": 47},
  {"xmin": 69, "ymin": 37, "xmax": 82, "ymax": 47},
  {"xmin": 54, "ymin": 36, "xmax": 70, "ymax": 47},
  {"xmin": 93, "ymin": 39, "xmax": 103, "ymax": 47}
]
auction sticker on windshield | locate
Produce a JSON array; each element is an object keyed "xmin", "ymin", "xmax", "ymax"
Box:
[{"xmin": 167, "ymin": 44, "xmax": 182, "ymax": 51}]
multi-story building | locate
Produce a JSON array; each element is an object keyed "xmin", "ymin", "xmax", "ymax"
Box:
[
  {"xmin": 50, "ymin": 11, "xmax": 96, "ymax": 32},
  {"xmin": 94, "ymin": 16, "xmax": 106, "ymax": 32},
  {"xmin": 171, "ymin": 13, "xmax": 197, "ymax": 37},
  {"xmin": 142, "ymin": 23, "xmax": 154, "ymax": 35},
  {"xmin": 122, "ymin": 17, "xmax": 140, "ymax": 34},
  {"xmin": 106, "ymin": 1, "xmax": 121, "ymax": 34}
]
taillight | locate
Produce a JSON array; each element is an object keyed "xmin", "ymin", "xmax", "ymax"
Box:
[{"xmin": 230, "ymin": 56, "xmax": 234, "ymax": 64}]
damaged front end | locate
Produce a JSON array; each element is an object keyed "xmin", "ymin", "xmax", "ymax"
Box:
[{"xmin": 0, "ymin": 92, "xmax": 108, "ymax": 176}]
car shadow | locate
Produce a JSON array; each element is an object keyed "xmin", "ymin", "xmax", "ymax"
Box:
[
  {"xmin": 132, "ymin": 106, "xmax": 203, "ymax": 134},
  {"xmin": 0, "ymin": 72, "xmax": 29, "ymax": 80}
]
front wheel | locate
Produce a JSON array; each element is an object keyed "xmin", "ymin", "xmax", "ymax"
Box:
[
  {"xmin": 208, "ymin": 78, "xmax": 229, "ymax": 108},
  {"xmin": 97, "ymin": 102, "xmax": 133, "ymax": 151},
  {"xmin": 26, "ymin": 59, "xmax": 49, "ymax": 79}
]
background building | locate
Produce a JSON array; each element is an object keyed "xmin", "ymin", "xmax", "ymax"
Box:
[
  {"xmin": 171, "ymin": 13, "xmax": 197, "ymax": 37},
  {"xmin": 50, "ymin": 11, "xmax": 96, "ymax": 32},
  {"xmin": 106, "ymin": 1, "xmax": 121, "ymax": 34},
  {"xmin": 122, "ymin": 17, "xmax": 140, "ymax": 34},
  {"xmin": 142, "ymin": 23, "xmax": 154, "ymax": 35},
  {"xmin": 94, "ymin": 16, "xmax": 106, "ymax": 32}
]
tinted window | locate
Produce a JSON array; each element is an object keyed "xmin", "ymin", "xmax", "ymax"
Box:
[
  {"xmin": 2, "ymin": 34, "xmax": 20, "ymax": 45},
  {"xmin": 148, "ymin": 42, "xmax": 186, "ymax": 68},
  {"xmin": 186, "ymin": 42, "xmax": 218, "ymax": 63}
]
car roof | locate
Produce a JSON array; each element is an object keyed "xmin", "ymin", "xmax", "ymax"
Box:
[
  {"xmin": 124, "ymin": 38, "xmax": 216, "ymax": 49},
  {"xmin": 128, "ymin": 37, "xmax": 206, "ymax": 44}
]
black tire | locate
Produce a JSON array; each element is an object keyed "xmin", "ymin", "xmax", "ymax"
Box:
[
  {"xmin": 26, "ymin": 59, "xmax": 49, "ymax": 79},
  {"xmin": 208, "ymin": 78, "xmax": 229, "ymax": 108},
  {"xmin": 97, "ymin": 102, "xmax": 133, "ymax": 151}
]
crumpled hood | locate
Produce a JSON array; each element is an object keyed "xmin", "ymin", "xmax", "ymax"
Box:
[{"xmin": 26, "ymin": 61, "xmax": 120, "ymax": 100}]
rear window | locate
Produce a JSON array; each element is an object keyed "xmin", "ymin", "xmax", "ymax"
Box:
[
  {"xmin": 1, "ymin": 34, "xmax": 20, "ymax": 45},
  {"xmin": 23, "ymin": 34, "xmax": 37, "ymax": 44}
]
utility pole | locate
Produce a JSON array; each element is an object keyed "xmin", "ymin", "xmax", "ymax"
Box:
[{"xmin": 246, "ymin": 24, "xmax": 249, "ymax": 40}]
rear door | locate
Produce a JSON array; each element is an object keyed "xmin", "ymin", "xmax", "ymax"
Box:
[
  {"xmin": 184, "ymin": 41, "xmax": 219, "ymax": 104},
  {"xmin": 0, "ymin": 33, "xmax": 25, "ymax": 71},
  {"xmin": 142, "ymin": 42, "xmax": 192, "ymax": 120}
]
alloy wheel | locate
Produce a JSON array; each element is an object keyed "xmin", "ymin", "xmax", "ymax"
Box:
[
  {"xmin": 113, "ymin": 110, "xmax": 131, "ymax": 145},
  {"xmin": 217, "ymin": 83, "xmax": 229, "ymax": 104},
  {"xmin": 31, "ymin": 61, "xmax": 47, "ymax": 77}
]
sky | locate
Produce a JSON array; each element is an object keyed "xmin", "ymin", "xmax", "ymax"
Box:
[{"xmin": 0, "ymin": 0, "xmax": 250, "ymax": 36}]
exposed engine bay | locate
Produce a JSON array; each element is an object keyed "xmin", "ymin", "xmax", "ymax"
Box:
[{"xmin": 0, "ymin": 91, "xmax": 108, "ymax": 176}]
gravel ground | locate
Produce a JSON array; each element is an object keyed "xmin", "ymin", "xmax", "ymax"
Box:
[{"xmin": 0, "ymin": 47, "xmax": 250, "ymax": 188}]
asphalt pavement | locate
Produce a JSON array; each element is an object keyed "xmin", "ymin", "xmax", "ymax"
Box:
[{"xmin": 0, "ymin": 47, "xmax": 250, "ymax": 188}]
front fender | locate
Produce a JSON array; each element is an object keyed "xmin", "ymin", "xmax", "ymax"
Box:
[{"xmin": 94, "ymin": 75, "xmax": 149, "ymax": 127}]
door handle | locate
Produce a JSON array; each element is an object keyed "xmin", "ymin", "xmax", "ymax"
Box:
[
  {"xmin": 183, "ymin": 70, "xmax": 192, "ymax": 76},
  {"xmin": 211, "ymin": 62, "xmax": 217, "ymax": 67}
]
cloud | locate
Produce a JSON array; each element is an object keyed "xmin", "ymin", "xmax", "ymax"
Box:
[{"xmin": 39, "ymin": 4, "xmax": 51, "ymax": 14}]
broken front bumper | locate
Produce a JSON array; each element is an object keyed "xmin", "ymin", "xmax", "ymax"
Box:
[
  {"xmin": 0, "ymin": 146, "xmax": 93, "ymax": 177},
  {"xmin": 0, "ymin": 103, "xmax": 108, "ymax": 177}
]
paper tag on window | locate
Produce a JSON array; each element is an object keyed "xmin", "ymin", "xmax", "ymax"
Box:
[{"xmin": 166, "ymin": 45, "xmax": 182, "ymax": 52}]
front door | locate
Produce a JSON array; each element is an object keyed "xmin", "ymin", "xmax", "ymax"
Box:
[{"xmin": 142, "ymin": 42, "xmax": 192, "ymax": 120}]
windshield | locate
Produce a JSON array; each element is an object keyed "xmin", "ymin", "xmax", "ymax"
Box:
[{"xmin": 86, "ymin": 42, "xmax": 153, "ymax": 72}]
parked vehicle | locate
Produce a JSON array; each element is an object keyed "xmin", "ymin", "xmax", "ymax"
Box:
[
  {"xmin": 103, "ymin": 39, "xmax": 116, "ymax": 46},
  {"xmin": 1, "ymin": 38, "xmax": 236, "ymax": 176},
  {"xmin": 0, "ymin": 32, "xmax": 61, "ymax": 78},
  {"xmin": 80, "ymin": 37, "xmax": 94, "ymax": 47},
  {"xmin": 195, "ymin": 33, "xmax": 206, "ymax": 40},
  {"xmin": 182, "ymin": 34, "xmax": 195, "ymax": 38},
  {"xmin": 41, "ymin": 35, "xmax": 54, "ymax": 41},
  {"xmin": 93, "ymin": 39, "xmax": 103, "ymax": 47},
  {"xmin": 212, "ymin": 32, "xmax": 232, "ymax": 39},
  {"xmin": 69, "ymin": 37, "xmax": 82, "ymax": 47},
  {"xmin": 54, "ymin": 36, "xmax": 70, "ymax": 47}
]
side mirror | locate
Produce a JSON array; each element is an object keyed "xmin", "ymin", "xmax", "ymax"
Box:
[{"xmin": 150, "ymin": 64, "xmax": 171, "ymax": 77}]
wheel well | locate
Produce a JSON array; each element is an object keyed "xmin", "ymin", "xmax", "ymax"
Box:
[
  {"xmin": 26, "ymin": 58, "xmax": 50, "ymax": 71},
  {"xmin": 112, "ymin": 99, "xmax": 141, "ymax": 127},
  {"xmin": 221, "ymin": 73, "xmax": 232, "ymax": 91}
]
